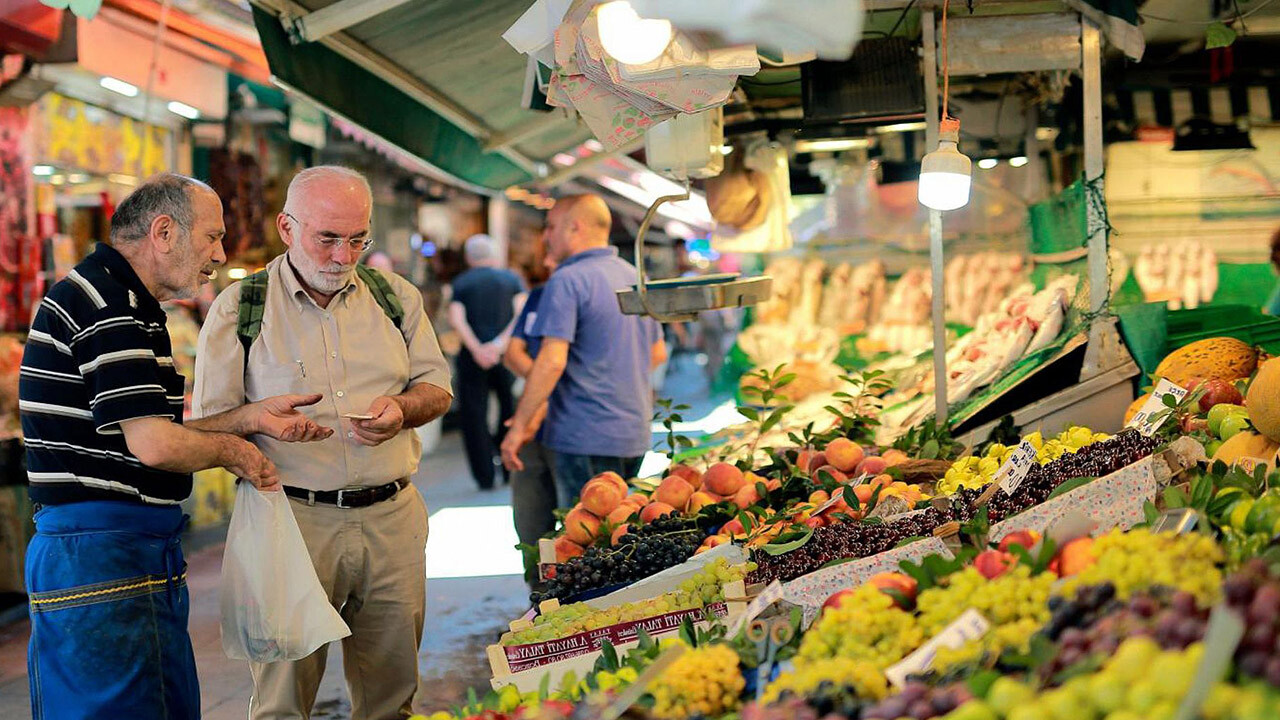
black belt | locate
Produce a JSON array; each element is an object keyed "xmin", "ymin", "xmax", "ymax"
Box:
[{"xmin": 283, "ymin": 478, "xmax": 409, "ymax": 508}]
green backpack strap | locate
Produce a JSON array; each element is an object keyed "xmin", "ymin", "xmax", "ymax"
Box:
[
  {"xmin": 355, "ymin": 265, "xmax": 405, "ymax": 333},
  {"xmin": 236, "ymin": 269, "xmax": 270, "ymax": 367}
]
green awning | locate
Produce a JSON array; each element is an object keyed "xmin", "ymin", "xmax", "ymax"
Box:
[{"xmin": 251, "ymin": 6, "xmax": 533, "ymax": 191}]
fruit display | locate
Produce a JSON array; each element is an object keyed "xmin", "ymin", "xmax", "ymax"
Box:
[
  {"xmin": 649, "ymin": 643, "xmax": 745, "ymax": 719},
  {"xmin": 535, "ymin": 515, "xmax": 706, "ymax": 603},
  {"xmin": 758, "ymin": 657, "xmax": 890, "ymax": 704},
  {"xmin": 505, "ymin": 560, "xmax": 747, "ymax": 645},
  {"xmin": 1056, "ymin": 527, "xmax": 1224, "ymax": 605},
  {"xmin": 915, "ymin": 565, "xmax": 1054, "ymax": 635},
  {"xmin": 1223, "ymin": 560, "xmax": 1280, "ymax": 686},
  {"xmin": 795, "ymin": 583, "xmax": 924, "ymax": 669},
  {"xmin": 939, "ymin": 426, "xmax": 1110, "ymax": 495}
]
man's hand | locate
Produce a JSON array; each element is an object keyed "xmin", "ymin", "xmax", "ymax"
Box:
[
  {"xmin": 351, "ymin": 395, "xmax": 405, "ymax": 447},
  {"xmin": 251, "ymin": 393, "xmax": 334, "ymax": 442},
  {"xmin": 500, "ymin": 419, "xmax": 531, "ymax": 472},
  {"xmin": 226, "ymin": 438, "xmax": 280, "ymax": 491},
  {"xmin": 473, "ymin": 343, "xmax": 502, "ymax": 370}
]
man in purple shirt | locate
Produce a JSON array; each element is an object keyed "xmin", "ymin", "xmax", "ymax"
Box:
[{"xmin": 500, "ymin": 194, "xmax": 666, "ymax": 505}]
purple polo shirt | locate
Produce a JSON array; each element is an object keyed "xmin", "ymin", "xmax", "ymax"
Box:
[{"xmin": 530, "ymin": 247, "xmax": 661, "ymax": 458}]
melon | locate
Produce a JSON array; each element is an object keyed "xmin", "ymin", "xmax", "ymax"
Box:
[
  {"xmin": 1123, "ymin": 393, "xmax": 1150, "ymax": 426},
  {"xmin": 1155, "ymin": 337, "xmax": 1257, "ymax": 387},
  {"xmin": 1246, "ymin": 358, "xmax": 1280, "ymax": 442},
  {"xmin": 1211, "ymin": 430, "xmax": 1280, "ymax": 470}
]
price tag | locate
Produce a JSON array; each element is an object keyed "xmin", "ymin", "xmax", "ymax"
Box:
[
  {"xmin": 1151, "ymin": 508, "xmax": 1200, "ymax": 535},
  {"xmin": 727, "ymin": 580, "xmax": 784, "ymax": 638},
  {"xmin": 1126, "ymin": 378, "xmax": 1189, "ymax": 437},
  {"xmin": 1173, "ymin": 604, "xmax": 1244, "ymax": 720},
  {"xmin": 1237, "ymin": 457, "xmax": 1267, "ymax": 474},
  {"xmin": 994, "ymin": 441, "xmax": 1038, "ymax": 495},
  {"xmin": 885, "ymin": 609, "xmax": 990, "ymax": 688}
]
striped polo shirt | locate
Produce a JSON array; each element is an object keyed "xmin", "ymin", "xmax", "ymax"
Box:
[{"xmin": 19, "ymin": 243, "xmax": 190, "ymax": 505}]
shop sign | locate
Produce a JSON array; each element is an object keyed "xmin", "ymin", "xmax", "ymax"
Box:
[{"xmin": 33, "ymin": 93, "xmax": 171, "ymax": 177}]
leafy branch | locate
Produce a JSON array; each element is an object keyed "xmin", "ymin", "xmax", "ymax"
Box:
[{"xmin": 654, "ymin": 398, "xmax": 695, "ymax": 459}]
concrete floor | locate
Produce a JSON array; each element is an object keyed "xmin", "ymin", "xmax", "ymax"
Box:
[{"xmin": 0, "ymin": 430, "xmax": 532, "ymax": 719}]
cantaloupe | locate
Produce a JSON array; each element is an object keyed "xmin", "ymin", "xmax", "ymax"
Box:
[
  {"xmin": 1246, "ymin": 358, "xmax": 1280, "ymax": 442},
  {"xmin": 1155, "ymin": 338, "xmax": 1257, "ymax": 387},
  {"xmin": 1211, "ymin": 430, "xmax": 1280, "ymax": 470},
  {"xmin": 1124, "ymin": 393, "xmax": 1150, "ymax": 425}
]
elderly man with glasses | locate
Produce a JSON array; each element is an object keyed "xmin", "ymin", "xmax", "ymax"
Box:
[{"xmin": 193, "ymin": 166, "xmax": 453, "ymax": 720}]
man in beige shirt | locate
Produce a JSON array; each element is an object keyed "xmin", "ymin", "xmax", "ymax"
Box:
[{"xmin": 193, "ymin": 166, "xmax": 452, "ymax": 720}]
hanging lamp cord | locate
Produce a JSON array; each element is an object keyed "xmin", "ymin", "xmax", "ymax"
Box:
[{"xmin": 941, "ymin": 0, "xmax": 952, "ymax": 122}]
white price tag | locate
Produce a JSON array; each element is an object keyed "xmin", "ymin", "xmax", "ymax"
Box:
[
  {"xmin": 727, "ymin": 580, "xmax": 784, "ymax": 638},
  {"xmin": 885, "ymin": 609, "xmax": 990, "ymax": 688},
  {"xmin": 994, "ymin": 441, "xmax": 1038, "ymax": 495},
  {"xmin": 1126, "ymin": 378, "xmax": 1189, "ymax": 437}
]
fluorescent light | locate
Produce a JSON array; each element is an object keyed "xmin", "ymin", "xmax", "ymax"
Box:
[
  {"xmin": 552, "ymin": 152, "xmax": 577, "ymax": 167},
  {"xmin": 32, "ymin": 165, "xmax": 54, "ymax": 176},
  {"xmin": 226, "ymin": 268, "xmax": 248, "ymax": 280},
  {"xmin": 99, "ymin": 76, "xmax": 139, "ymax": 97},
  {"xmin": 108, "ymin": 173, "xmax": 138, "ymax": 186},
  {"xmin": 876, "ymin": 121, "xmax": 928, "ymax": 134},
  {"xmin": 719, "ymin": 145, "xmax": 733, "ymax": 155},
  {"xmin": 49, "ymin": 175, "xmax": 66, "ymax": 186},
  {"xmin": 1009, "ymin": 156, "xmax": 1029, "ymax": 168},
  {"xmin": 166, "ymin": 101, "xmax": 200, "ymax": 120},
  {"xmin": 425, "ymin": 506, "xmax": 524, "ymax": 578},
  {"xmin": 596, "ymin": 175, "xmax": 712, "ymax": 228},
  {"xmin": 597, "ymin": 1, "xmax": 673, "ymax": 65},
  {"xmin": 794, "ymin": 138, "xmax": 870, "ymax": 153},
  {"xmin": 977, "ymin": 158, "xmax": 999, "ymax": 170},
  {"xmin": 67, "ymin": 174, "xmax": 90, "ymax": 183}
]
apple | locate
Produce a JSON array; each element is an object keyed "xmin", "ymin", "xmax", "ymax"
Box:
[
  {"xmin": 554, "ymin": 535, "xmax": 585, "ymax": 563},
  {"xmin": 1197, "ymin": 378, "xmax": 1245, "ymax": 413},
  {"xmin": 640, "ymin": 501, "xmax": 676, "ymax": 523},
  {"xmin": 825, "ymin": 438, "xmax": 865, "ymax": 473},
  {"xmin": 880, "ymin": 449, "xmax": 910, "ymax": 467},
  {"xmin": 855, "ymin": 456, "xmax": 888, "ymax": 476},
  {"xmin": 973, "ymin": 549, "xmax": 1017, "ymax": 579},
  {"xmin": 1220, "ymin": 413, "xmax": 1251, "ymax": 440},
  {"xmin": 562, "ymin": 508, "xmax": 602, "ymax": 545},
  {"xmin": 704, "ymin": 462, "xmax": 746, "ymax": 496},
  {"xmin": 580, "ymin": 479, "xmax": 625, "ymax": 517},
  {"xmin": 997, "ymin": 530, "xmax": 1041, "ymax": 554},
  {"xmin": 654, "ymin": 476, "xmax": 695, "ymax": 510}
]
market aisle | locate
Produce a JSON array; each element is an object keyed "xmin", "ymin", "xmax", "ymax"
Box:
[{"xmin": 0, "ymin": 430, "xmax": 533, "ymax": 720}]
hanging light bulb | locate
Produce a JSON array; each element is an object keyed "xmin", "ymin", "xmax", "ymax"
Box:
[
  {"xmin": 918, "ymin": 118, "xmax": 971, "ymax": 211},
  {"xmin": 597, "ymin": 1, "xmax": 673, "ymax": 65}
]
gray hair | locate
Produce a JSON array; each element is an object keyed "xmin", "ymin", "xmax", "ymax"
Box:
[
  {"xmin": 284, "ymin": 165, "xmax": 372, "ymax": 214},
  {"xmin": 464, "ymin": 233, "xmax": 496, "ymax": 263},
  {"xmin": 110, "ymin": 173, "xmax": 211, "ymax": 245}
]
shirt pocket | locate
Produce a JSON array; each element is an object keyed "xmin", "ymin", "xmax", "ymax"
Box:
[{"xmin": 246, "ymin": 360, "xmax": 314, "ymax": 402}]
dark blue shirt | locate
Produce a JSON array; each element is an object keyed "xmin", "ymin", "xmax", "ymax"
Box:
[
  {"xmin": 530, "ymin": 247, "xmax": 661, "ymax": 458},
  {"xmin": 450, "ymin": 266, "xmax": 525, "ymax": 344},
  {"xmin": 512, "ymin": 285, "xmax": 545, "ymax": 359},
  {"xmin": 20, "ymin": 243, "xmax": 190, "ymax": 505}
]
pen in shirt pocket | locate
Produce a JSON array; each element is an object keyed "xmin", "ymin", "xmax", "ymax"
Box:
[{"xmin": 296, "ymin": 360, "xmax": 307, "ymax": 378}]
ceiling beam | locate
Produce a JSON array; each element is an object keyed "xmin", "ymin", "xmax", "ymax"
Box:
[
  {"xmin": 282, "ymin": 0, "xmax": 416, "ymax": 44},
  {"xmin": 484, "ymin": 113, "xmax": 570, "ymax": 153}
]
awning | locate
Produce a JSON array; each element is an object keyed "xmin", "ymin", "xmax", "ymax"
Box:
[{"xmin": 248, "ymin": 0, "xmax": 595, "ymax": 193}]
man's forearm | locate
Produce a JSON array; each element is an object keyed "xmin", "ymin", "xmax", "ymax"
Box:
[
  {"xmin": 392, "ymin": 383, "xmax": 452, "ymax": 428},
  {"xmin": 511, "ymin": 357, "xmax": 564, "ymax": 429},
  {"xmin": 124, "ymin": 417, "xmax": 249, "ymax": 473},
  {"xmin": 187, "ymin": 404, "xmax": 258, "ymax": 437}
]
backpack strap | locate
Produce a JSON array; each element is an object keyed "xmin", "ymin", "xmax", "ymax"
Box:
[
  {"xmin": 355, "ymin": 265, "xmax": 405, "ymax": 333},
  {"xmin": 235, "ymin": 269, "xmax": 270, "ymax": 368}
]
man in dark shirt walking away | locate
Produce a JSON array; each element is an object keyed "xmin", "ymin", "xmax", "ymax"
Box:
[
  {"xmin": 448, "ymin": 233, "xmax": 526, "ymax": 490},
  {"xmin": 19, "ymin": 173, "xmax": 330, "ymax": 720}
]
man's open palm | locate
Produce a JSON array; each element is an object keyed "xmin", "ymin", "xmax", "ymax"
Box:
[{"xmin": 256, "ymin": 393, "xmax": 334, "ymax": 442}]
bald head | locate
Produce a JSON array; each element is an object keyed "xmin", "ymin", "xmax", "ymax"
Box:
[
  {"xmin": 545, "ymin": 193, "xmax": 612, "ymax": 262},
  {"xmin": 283, "ymin": 166, "xmax": 372, "ymax": 218},
  {"xmin": 277, "ymin": 166, "xmax": 374, "ymax": 300}
]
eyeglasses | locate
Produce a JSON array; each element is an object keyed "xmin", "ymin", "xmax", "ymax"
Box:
[{"xmin": 284, "ymin": 212, "xmax": 373, "ymax": 253}]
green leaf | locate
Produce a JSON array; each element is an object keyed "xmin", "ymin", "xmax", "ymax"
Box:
[
  {"xmin": 776, "ymin": 373, "xmax": 797, "ymax": 388},
  {"xmin": 894, "ymin": 535, "xmax": 927, "ymax": 548},
  {"xmin": 738, "ymin": 407, "xmax": 759, "ymax": 421},
  {"xmin": 538, "ymin": 672, "xmax": 552, "ymax": 699},
  {"xmin": 1047, "ymin": 476, "xmax": 1095, "ymax": 500},
  {"xmin": 967, "ymin": 669, "xmax": 1002, "ymax": 700},
  {"xmin": 738, "ymin": 510, "xmax": 756, "ymax": 533},
  {"xmin": 679, "ymin": 617, "xmax": 696, "ymax": 647},
  {"xmin": 1205, "ymin": 21, "xmax": 1237, "ymax": 49},
  {"xmin": 921, "ymin": 439, "xmax": 940, "ymax": 459},
  {"xmin": 1143, "ymin": 500, "xmax": 1160, "ymax": 526},
  {"xmin": 762, "ymin": 528, "xmax": 814, "ymax": 555},
  {"xmin": 601, "ymin": 640, "xmax": 619, "ymax": 671},
  {"xmin": 1164, "ymin": 486, "xmax": 1189, "ymax": 509},
  {"xmin": 1162, "ymin": 393, "xmax": 1178, "ymax": 408}
]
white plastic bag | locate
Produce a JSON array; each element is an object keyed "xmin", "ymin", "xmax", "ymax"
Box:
[{"xmin": 220, "ymin": 482, "xmax": 350, "ymax": 662}]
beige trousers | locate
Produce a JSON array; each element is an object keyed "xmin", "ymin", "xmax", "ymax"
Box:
[{"xmin": 249, "ymin": 483, "xmax": 429, "ymax": 720}]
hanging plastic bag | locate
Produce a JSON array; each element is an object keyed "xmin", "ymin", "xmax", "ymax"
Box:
[{"xmin": 220, "ymin": 482, "xmax": 350, "ymax": 662}]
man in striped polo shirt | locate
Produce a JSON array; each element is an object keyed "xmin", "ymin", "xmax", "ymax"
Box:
[{"xmin": 19, "ymin": 173, "xmax": 332, "ymax": 720}]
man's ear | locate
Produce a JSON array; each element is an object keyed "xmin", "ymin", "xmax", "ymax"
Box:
[{"xmin": 148, "ymin": 214, "xmax": 178, "ymax": 254}]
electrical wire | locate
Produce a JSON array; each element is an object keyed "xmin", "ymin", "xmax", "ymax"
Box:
[
  {"xmin": 1140, "ymin": 0, "xmax": 1277, "ymax": 24},
  {"xmin": 889, "ymin": 0, "xmax": 918, "ymax": 37},
  {"xmin": 941, "ymin": 0, "xmax": 952, "ymax": 121}
]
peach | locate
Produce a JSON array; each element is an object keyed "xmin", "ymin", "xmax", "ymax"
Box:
[
  {"xmin": 765, "ymin": 478, "xmax": 782, "ymax": 492},
  {"xmin": 668, "ymin": 463, "xmax": 703, "ymax": 489},
  {"xmin": 855, "ymin": 456, "xmax": 888, "ymax": 476},
  {"xmin": 871, "ymin": 474, "xmax": 894, "ymax": 488},
  {"xmin": 813, "ymin": 465, "xmax": 848, "ymax": 484},
  {"xmin": 554, "ymin": 535, "xmax": 585, "ymax": 563},
  {"xmin": 867, "ymin": 572, "xmax": 918, "ymax": 607},
  {"xmin": 622, "ymin": 493, "xmax": 649, "ymax": 509},
  {"xmin": 733, "ymin": 483, "xmax": 762, "ymax": 509},
  {"xmin": 1056, "ymin": 537, "xmax": 1096, "ymax": 577},
  {"xmin": 808, "ymin": 490, "xmax": 830, "ymax": 505},
  {"xmin": 804, "ymin": 515, "xmax": 827, "ymax": 529},
  {"xmin": 721, "ymin": 517, "xmax": 746, "ymax": 537},
  {"xmin": 797, "ymin": 449, "xmax": 828, "ymax": 474},
  {"xmin": 640, "ymin": 501, "xmax": 676, "ymax": 523},
  {"xmin": 654, "ymin": 476, "xmax": 695, "ymax": 510},
  {"xmin": 563, "ymin": 508, "xmax": 602, "ymax": 546},
  {"xmin": 853, "ymin": 484, "xmax": 875, "ymax": 505},
  {"xmin": 606, "ymin": 504, "xmax": 637, "ymax": 526},
  {"xmin": 825, "ymin": 438, "xmax": 865, "ymax": 473},
  {"xmin": 580, "ymin": 480, "xmax": 625, "ymax": 517},
  {"xmin": 998, "ymin": 530, "xmax": 1041, "ymax": 554},
  {"xmin": 704, "ymin": 462, "xmax": 746, "ymax": 496},
  {"xmin": 687, "ymin": 491, "xmax": 718, "ymax": 513},
  {"xmin": 973, "ymin": 549, "xmax": 1016, "ymax": 580},
  {"xmin": 592, "ymin": 471, "xmax": 629, "ymax": 496},
  {"xmin": 610, "ymin": 523, "xmax": 632, "ymax": 546},
  {"xmin": 702, "ymin": 534, "xmax": 729, "ymax": 549},
  {"xmin": 881, "ymin": 449, "xmax": 909, "ymax": 467}
]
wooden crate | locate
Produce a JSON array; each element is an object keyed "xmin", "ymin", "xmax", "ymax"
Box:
[{"xmin": 488, "ymin": 579, "xmax": 746, "ymax": 693}]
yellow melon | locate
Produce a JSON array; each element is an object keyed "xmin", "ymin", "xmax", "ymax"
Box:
[
  {"xmin": 1124, "ymin": 393, "xmax": 1150, "ymax": 426},
  {"xmin": 1212, "ymin": 430, "xmax": 1280, "ymax": 469},
  {"xmin": 1155, "ymin": 337, "xmax": 1257, "ymax": 387},
  {"xmin": 1246, "ymin": 358, "xmax": 1280, "ymax": 442}
]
